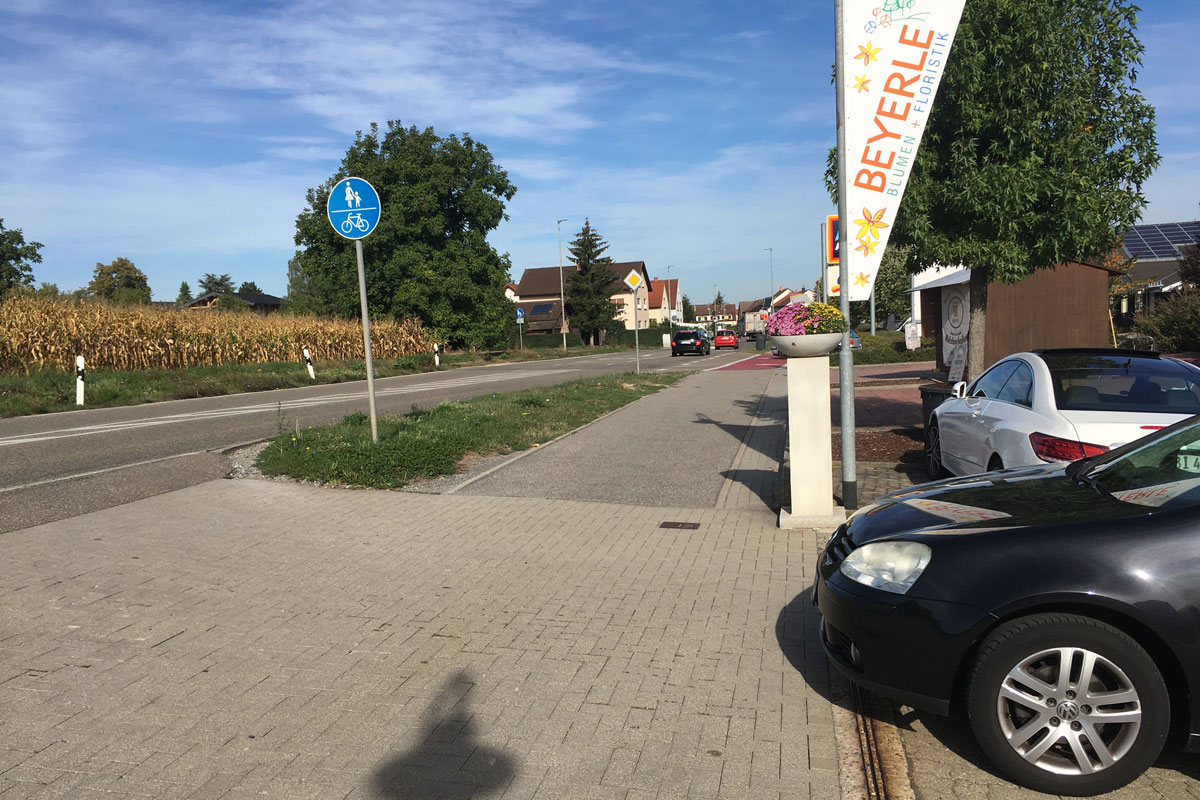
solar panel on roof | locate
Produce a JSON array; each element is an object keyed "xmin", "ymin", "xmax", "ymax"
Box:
[
  {"xmin": 1121, "ymin": 221, "xmax": 1199, "ymax": 260},
  {"xmin": 529, "ymin": 303, "xmax": 553, "ymax": 315}
]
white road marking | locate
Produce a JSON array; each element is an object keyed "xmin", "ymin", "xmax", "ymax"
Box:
[
  {"xmin": 0, "ymin": 369, "xmax": 566, "ymax": 448},
  {"xmin": 705, "ymin": 354, "xmax": 770, "ymax": 371},
  {"xmin": 0, "ymin": 450, "xmax": 208, "ymax": 493}
]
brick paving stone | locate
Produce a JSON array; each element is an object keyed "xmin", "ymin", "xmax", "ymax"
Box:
[{"xmin": 0, "ymin": 482, "xmax": 839, "ymax": 799}]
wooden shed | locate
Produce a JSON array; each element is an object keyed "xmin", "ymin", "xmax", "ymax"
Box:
[{"xmin": 919, "ymin": 261, "xmax": 1116, "ymax": 372}]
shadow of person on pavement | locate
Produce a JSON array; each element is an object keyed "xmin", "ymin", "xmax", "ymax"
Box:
[{"xmin": 371, "ymin": 670, "xmax": 517, "ymax": 799}]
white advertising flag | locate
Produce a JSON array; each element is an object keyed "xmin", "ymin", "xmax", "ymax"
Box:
[{"xmin": 840, "ymin": 1, "xmax": 966, "ymax": 301}]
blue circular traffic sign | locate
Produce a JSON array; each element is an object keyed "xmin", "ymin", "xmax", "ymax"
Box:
[
  {"xmin": 516, "ymin": 308, "xmax": 525, "ymax": 318},
  {"xmin": 327, "ymin": 177, "xmax": 381, "ymax": 240}
]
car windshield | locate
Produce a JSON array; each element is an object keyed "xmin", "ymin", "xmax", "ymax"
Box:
[
  {"xmin": 1085, "ymin": 418, "xmax": 1200, "ymax": 510},
  {"xmin": 1041, "ymin": 353, "xmax": 1200, "ymax": 414}
]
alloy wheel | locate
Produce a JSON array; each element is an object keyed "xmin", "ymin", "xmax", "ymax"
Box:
[
  {"xmin": 924, "ymin": 423, "xmax": 944, "ymax": 478},
  {"xmin": 995, "ymin": 646, "xmax": 1142, "ymax": 776}
]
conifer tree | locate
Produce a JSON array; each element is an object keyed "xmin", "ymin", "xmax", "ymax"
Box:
[
  {"xmin": 565, "ymin": 219, "xmax": 616, "ymax": 346},
  {"xmin": 176, "ymin": 281, "xmax": 193, "ymax": 305}
]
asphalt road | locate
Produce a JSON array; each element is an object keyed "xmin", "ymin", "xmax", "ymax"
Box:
[{"xmin": 1, "ymin": 344, "xmax": 754, "ymax": 533}]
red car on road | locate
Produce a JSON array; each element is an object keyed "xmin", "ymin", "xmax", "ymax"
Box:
[{"xmin": 713, "ymin": 330, "xmax": 738, "ymax": 350}]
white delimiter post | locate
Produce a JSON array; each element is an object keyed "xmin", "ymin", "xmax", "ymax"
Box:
[
  {"xmin": 780, "ymin": 356, "xmax": 845, "ymax": 528},
  {"xmin": 75, "ymin": 356, "xmax": 85, "ymax": 406}
]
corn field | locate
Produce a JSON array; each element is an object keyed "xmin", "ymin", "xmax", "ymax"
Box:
[{"xmin": 0, "ymin": 296, "xmax": 431, "ymax": 373}]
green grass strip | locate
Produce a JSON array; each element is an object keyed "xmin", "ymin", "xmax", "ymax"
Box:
[
  {"xmin": 255, "ymin": 372, "xmax": 686, "ymax": 489},
  {"xmin": 0, "ymin": 346, "xmax": 636, "ymax": 418}
]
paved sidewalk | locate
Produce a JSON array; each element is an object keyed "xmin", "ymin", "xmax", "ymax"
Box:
[
  {"xmin": 458, "ymin": 369, "xmax": 786, "ymax": 514},
  {"xmin": 1, "ymin": 482, "xmax": 844, "ymax": 800}
]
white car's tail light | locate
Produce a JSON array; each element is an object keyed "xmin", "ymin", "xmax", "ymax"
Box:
[{"xmin": 1029, "ymin": 431, "xmax": 1110, "ymax": 462}]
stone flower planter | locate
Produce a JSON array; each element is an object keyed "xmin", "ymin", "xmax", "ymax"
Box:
[{"xmin": 769, "ymin": 332, "xmax": 842, "ymax": 358}]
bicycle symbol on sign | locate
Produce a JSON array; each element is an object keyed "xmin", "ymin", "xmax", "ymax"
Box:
[{"xmin": 340, "ymin": 213, "xmax": 370, "ymax": 234}]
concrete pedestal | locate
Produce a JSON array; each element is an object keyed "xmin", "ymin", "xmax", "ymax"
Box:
[{"xmin": 779, "ymin": 356, "xmax": 846, "ymax": 529}]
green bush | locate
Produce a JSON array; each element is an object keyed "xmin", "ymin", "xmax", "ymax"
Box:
[{"xmin": 1132, "ymin": 290, "xmax": 1200, "ymax": 353}]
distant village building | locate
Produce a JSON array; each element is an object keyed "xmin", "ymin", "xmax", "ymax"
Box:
[
  {"xmin": 181, "ymin": 292, "xmax": 284, "ymax": 312},
  {"xmin": 511, "ymin": 261, "xmax": 653, "ymax": 334}
]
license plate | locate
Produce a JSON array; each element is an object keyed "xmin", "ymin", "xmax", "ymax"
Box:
[{"xmin": 1177, "ymin": 454, "xmax": 1200, "ymax": 473}]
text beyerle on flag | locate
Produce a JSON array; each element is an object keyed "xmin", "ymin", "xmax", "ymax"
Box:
[{"xmin": 839, "ymin": 1, "xmax": 965, "ymax": 301}]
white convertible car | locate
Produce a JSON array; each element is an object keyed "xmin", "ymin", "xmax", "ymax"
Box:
[{"xmin": 925, "ymin": 348, "xmax": 1200, "ymax": 478}]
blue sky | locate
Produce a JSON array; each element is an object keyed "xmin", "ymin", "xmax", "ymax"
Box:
[{"xmin": 1, "ymin": 0, "xmax": 1197, "ymax": 305}]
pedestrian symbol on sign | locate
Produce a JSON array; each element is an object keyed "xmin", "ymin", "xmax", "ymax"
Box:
[{"xmin": 327, "ymin": 177, "xmax": 381, "ymax": 240}]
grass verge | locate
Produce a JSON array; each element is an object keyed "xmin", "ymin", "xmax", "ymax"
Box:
[
  {"xmin": 255, "ymin": 372, "xmax": 685, "ymax": 489},
  {"xmin": 0, "ymin": 345, "xmax": 636, "ymax": 418}
]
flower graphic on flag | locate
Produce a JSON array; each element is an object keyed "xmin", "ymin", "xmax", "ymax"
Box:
[
  {"xmin": 853, "ymin": 207, "xmax": 889, "ymax": 241},
  {"xmin": 854, "ymin": 272, "xmax": 871, "ymax": 288},
  {"xmin": 854, "ymin": 42, "xmax": 881, "ymax": 65},
  {"xmin": 854, "ymin": 237, "xmax": 879, "ymax": 255},
  {"xmin": 853, "ymin": 75, "xmax": 871, "ymax": 93}
]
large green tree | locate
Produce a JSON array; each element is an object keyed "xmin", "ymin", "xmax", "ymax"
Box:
[
  {"xmin": 565, "ymin": 219, "xmax": 616, "ymax": 346},
  {"xmin": 291, "ymin": 121, "xmax": 517, "ymax": 349},
  {"xmin": 828, "ymin": 0, "xmax": 1158, "ymax": 377},
  {"xmin": 199, "ymin": 273, "xmax": 235, "ymax": 295},
  {"xmin": 238, "ymin": 280, "xmax": 263, "ymax": 294},
  {"xmin": 88, "ymin": 257, "xmax": 151, "ymax": 304},
  {"xmin": 682, "ymin": 294, "xmax": 695, "ymax": 322},
  {"xmin": 176, "ymin": 281, "xmax": 193, "ymax": 305},
  {"xmin": 0, "ymin": 218, "xmax": 42, "ymax": 297}
]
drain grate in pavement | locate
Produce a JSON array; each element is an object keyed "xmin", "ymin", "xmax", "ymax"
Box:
[{"xmin": 659, "ymin": 521, "xmax": 700, "ymax": 530}]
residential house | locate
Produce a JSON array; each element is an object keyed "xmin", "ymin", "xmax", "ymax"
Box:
[
  {"xmin": 645, "ymin": 277, "xmax": 680, "ymax": 326},
  {"xmin": 694, "ymin": 303, "xmax": 738, "ymax": 328},
  {"xmin": 607, "ymin": 261, "xmax": 652, "ymax": 330},
  {"xmin": 1111, "ymin": 220, "xmax": 1199, "ymax": 320},
  {"xmin": 512, "ymin": 261, "xmax": 653, "ymax": 334}
]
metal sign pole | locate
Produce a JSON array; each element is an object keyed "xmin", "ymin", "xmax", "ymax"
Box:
[
  {"xmin": 355, "ymin": 239, "xmax": 379, "ymax": 443},
  {"xmin": 634, "ymin": 284, "xmax": 641, "ymax": 374}
]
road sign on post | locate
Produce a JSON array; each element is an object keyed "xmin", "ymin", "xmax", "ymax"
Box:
[
  {"xmin": 623, "ymin": 270, "xmax": 643, "ymax": 374},
  {"xmin": 327, "ymin": 178, "xmax": 381, "ymax": 239},
  {"xmin": 515, "ymin": 307, "xmax": 524, "ymax": 349},
  {"xmin": 327, "ymin": 176, "xmax": 382, "ymax": 443}
]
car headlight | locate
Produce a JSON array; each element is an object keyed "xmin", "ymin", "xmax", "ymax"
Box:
[{"xmin": 839, "ymin": 541, "xmax": 931, "ymax": 594}]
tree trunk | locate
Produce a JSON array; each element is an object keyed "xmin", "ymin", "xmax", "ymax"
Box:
[{"xmin": 967, "ymin": 268, "xmax": 989, "ymax": 381}]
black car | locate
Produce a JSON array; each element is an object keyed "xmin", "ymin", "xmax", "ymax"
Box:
[
  {"xmin": 671, "ymin": 330, "xmax": 709, "ymax": 356},
  {"xmin": 814, "ymin": 414, "xmax": 1200, "ymax": 796}
]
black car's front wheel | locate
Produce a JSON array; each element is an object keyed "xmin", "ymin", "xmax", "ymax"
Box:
[{"xmin": 967, "ymin": 614, "xmax": 1169, "ymax": 796}]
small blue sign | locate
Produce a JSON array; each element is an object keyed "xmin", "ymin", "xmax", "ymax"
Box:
[
  {"xmin": 327, "ymin": 177, "xmax": 381, "ymax": 240},
  {"xmin": 516, "ymin": 308, "xmax": 525, "ymax": 319}
]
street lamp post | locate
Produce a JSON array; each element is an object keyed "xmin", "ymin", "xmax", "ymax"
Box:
[
  {"xmin": 557, "ymin": 218, "xmax": 568, "ymax": 349},
  {"xmin": 764, "ymin": 247, "xmax": 774, "ymax": 301},
  {"xmin": 764, "ymin": 247, "xmax": 774, "ymax": 337},
  {"xmin": 713, "ymin": 284, "xmax": 718, "ymax": 337}
]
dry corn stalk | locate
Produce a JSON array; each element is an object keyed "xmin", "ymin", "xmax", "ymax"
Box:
[{"xmin": 0, "ymin": 296, "xmax": 431, "ymax": 373}]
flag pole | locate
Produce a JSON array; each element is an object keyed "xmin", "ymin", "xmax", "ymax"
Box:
[{"xmin": 834, "ymin": 0, "xmax": 857, "ymax": 510}]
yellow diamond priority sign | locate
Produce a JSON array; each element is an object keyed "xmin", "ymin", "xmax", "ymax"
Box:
[{"xmin": 623, "ymin": 270, "xmax": 642, "ymax": 292}]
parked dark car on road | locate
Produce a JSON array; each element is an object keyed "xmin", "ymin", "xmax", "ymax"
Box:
[
  {"xmin": 815, "ymin": 414, "xmax": 1200, "ymax": 795},
  {"xmin": 671, "ymin": 330, "xmax": 709, "ymax": 356}
]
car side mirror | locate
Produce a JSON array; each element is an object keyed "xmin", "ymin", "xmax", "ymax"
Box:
[{"xmin": 951, "ymin": 381, "xmax": 967, "ymax": 399}]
